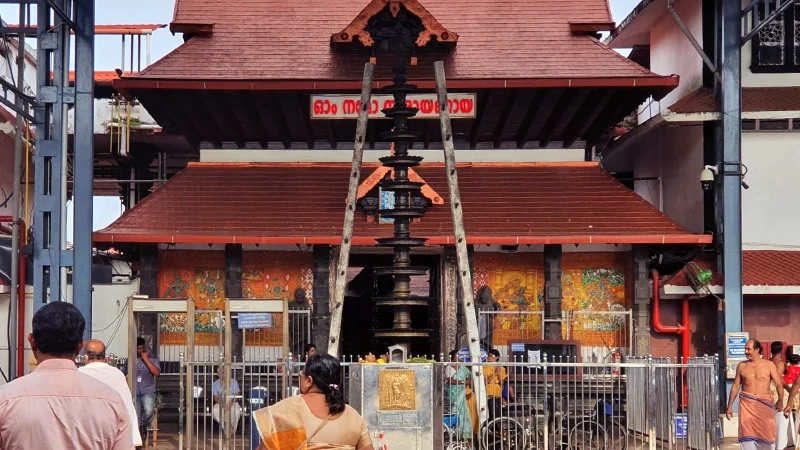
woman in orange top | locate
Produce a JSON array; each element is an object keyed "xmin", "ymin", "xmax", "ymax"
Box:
[{"xmin": 484, "ymin": 349, "xmax": 507, "ymax": 419}]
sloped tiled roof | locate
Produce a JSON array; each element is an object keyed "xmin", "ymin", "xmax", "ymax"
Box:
[
  {"xmin": 664, "ymin": 251, "xmax": 800, "ymax": 289},
  {"xmin": 669, "ymin": 87, "xmax": 800, "ymax": 114},
  {"xmin": 743, "ymin": 251, "xmax": 800, "ymax": 287},
  {"xmin": 127, "ymin": 0, "xmax": 670, "ymax": 83},
  {"xmin": 93, "ymin": 162, "xmax": 711, "ymax": 245}
]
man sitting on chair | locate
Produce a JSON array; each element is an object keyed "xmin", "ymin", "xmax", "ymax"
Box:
[{"xmin": 212, "ymin": 366, "xmax": 243, "ymax": 436}]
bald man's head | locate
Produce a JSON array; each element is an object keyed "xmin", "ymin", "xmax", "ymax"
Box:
[{"xmin": 85, "ymin": 339, "xmax": 106, "ymax": 361}]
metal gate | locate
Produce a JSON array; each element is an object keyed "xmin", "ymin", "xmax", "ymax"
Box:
[{"xmin": 180, "ymin": 298, "xmax": 311, "ymax": 450}]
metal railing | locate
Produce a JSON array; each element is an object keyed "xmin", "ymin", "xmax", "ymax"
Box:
[
  {"xmin": 478, "ymin": 310, "xmax": 546, "ymax": 351},
  {"xmin": 565, "ymin": 310, "xmax": 633, "ymax": 361},
  {"xmin": 478, "ymin": 309, "xmax": 634, "ymax": 360},
  {"xmin": 179, "ymin": 354, "xmax": 720, "ymax": 450},
  {"xmin": 157, "ymin": 309, "xmax": 311, "ymax": 365}
]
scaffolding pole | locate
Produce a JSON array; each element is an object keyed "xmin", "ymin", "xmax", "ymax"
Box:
[
  {"xmin": 9, "ymin": 1, "xmax": 27, "ymax": 381},
  {"xmin": 30, "ymin": 0, "xmax": 95, "ymax": 336},
  {"xmin": 433, "ymin": 60, "xmax": 487, "ymax": 425},
  {"xmin": 327, "ymin": 62, "xmax": 374, "ymax": 357}
]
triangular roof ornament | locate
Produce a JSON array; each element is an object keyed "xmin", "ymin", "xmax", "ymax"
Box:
[
  {"xmin": 331, "ymin": 0, "xmax": 458, "ymax": 48},
  {"xmin": 355, "ymin": 144, "xmax": 444, "ymax": 205}
]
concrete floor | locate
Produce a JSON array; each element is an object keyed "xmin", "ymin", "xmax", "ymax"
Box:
[{"xmin": 144, "ymin": 422, "xmax": 744, "ymax": 450}]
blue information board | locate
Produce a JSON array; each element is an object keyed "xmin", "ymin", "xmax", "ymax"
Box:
[
  {"xmin": 238, "ymin": 313, "xmax": 273, "ymax": 329},
  {"xmin": 675, "ymin": 413, "xmax": 687, "ymax": 439},
  {"xmin": 727, "ymin": 334, "xmax": 748, "ymax": 358},
  {"xmin": 457, "ymin": 348, "xmax": 488, "ymax": 362}
]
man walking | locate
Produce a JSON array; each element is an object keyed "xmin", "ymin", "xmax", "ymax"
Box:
[
  {"xmin": 727, "ymin": 339, "xmax": 785, "ymax": 449},
  {"xmin": 80, "ymin": 339, "xmax": 143, "ymax": 447},
  {"xmin": 123, "ymin": 337, "xmax": 161, "ymax": 439},
  {"xmin": 0, "ymin": 302, "xmax": 132, "ymax": 449}
]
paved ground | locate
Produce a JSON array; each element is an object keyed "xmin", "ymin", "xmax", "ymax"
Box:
[{"xmin": 145, "ymin": 422, "xmax": 743, "ymax": 450}]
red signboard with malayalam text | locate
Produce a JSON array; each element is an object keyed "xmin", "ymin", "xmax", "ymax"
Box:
[{"xmin": 310, "ymin": 93, "xmax": 477, "ymax": 120}]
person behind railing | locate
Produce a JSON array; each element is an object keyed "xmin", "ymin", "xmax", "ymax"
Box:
[
  {"xmin": 485, "ymin": 348, "xmax": 515, "ymax": 420},
  {"xmin": 446, "ymin": 349, "xmax": 475, "ymax": 444},
  {"xmin": 781, "ymin": 354, "xmax": 800, "ymax": 445},
  {"xmin": 212, "ymin": 365, "xmax": 243, "ymax": 437},
  {"xmin": 121, "ymin": 337, "xmax": 161, "ymax": 441},
  {"xmin": 254, "ymin": 353, "xmax": 373, "ymax": 450},
  {"xmin": 79, "ymin": 339, "xmax": 143, "ymax": 448},
  {"xmin": 304, "ymin": 343, "xmax": 317, "ymax": 361}
]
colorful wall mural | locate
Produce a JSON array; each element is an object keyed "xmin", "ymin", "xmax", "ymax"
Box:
[
  {"xmin": 472, "ymin": 251, "xmax": 630, "ymax": 349},
  {"xmin": 472, "ymin": 252, "xmax": 544, "ymax": 345},
  {"xmin": 159, "ymin": 250, "xmax": 226, "ymax": 346},
  {"xmin": 562, "ymin": 253, "xmax": 629, "ymax": 349},
  {"xmin": 241, "ymin": 251, "xmax": 313, "ymax": 347},
  {"xmin": 157, "ymin": 250, "xmax": 313, "ymax": 347}
]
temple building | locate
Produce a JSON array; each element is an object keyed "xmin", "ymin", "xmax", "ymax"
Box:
[{"xmin": 93, "ymin": 0, "xmax": 711, "ymax": 361}]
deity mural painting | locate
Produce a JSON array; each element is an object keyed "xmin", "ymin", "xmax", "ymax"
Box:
[
  {"xmin": 157, "ymin": 251, "xmax": 313, "ymax": 346},
  {"xmin": 473, "ymin": 252, "xmax": 628, "ymax": 348}
]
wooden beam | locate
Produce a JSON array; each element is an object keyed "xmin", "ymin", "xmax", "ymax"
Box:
[
  {"xmin": 216, "ymin": 92, "xmax": 248, "ymax": 149},
  {"xmin": 186, "ymin": 95, "xmax": 223, "ymax": 148},
  {"xmin": 270, "ymin": 93, "xmax": 293, "ymax": 149},
  {"xmin": 561, "ymin": 89, "xmax": 605, "ymax": 148},
  {"xmin": 537, "ymin": 89, "xmax": 577, "ymax": 148},
  {"xmin": 468, "ymin": 89, "xmax": 494, "ymax": 149},
  {"xmin": 241, "ymin": 93, "xmax": 271, "ymax": 149},
  {"xmin": 434, "ymin": 60, "xmax": 487, "ymax": 426},
  {"xmin": 296, "ymin": 92, "xmax": 315, "ymax": 149},
  {"xmin": 328, "ymin": 63, "xmax": 375, "ymax": 358},
  {"xmin": 367, "ymin": 122, "xmax": 376, "ymax": 149},
  {"xmin": 164, "ymin": 92, "xmax": 209, "ymax": 149},
  {"xmin": 492, "ymin": 89, "xmax": 520, "ymax": 148},
  {"xmin": 327, "ymin": 121, "xmax": 338, "ymax": 149},
  {"xmin": 423, "ymin": 119, "xmax": 432, "ymax": 149},
  {"xmin": 583, "ymin": 90, "xmax": 626, "ymax": 146},
  {"xmin": 515, "ymin": 90, "xmax": 547, "ymax": 149},
  {"xmin": 145, "ymin": 92, "xmax": 201, "ymax": 150}
]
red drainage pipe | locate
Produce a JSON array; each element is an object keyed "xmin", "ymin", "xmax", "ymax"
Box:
[
  {"xmin": 651, "ymin": 269, "xmax": 690, "ymax": 407},
  {"xmin": 0, "ymin": 215, "xmax": 26, "ymax": 378}
]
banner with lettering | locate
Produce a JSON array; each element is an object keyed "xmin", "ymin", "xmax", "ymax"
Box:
[{"xmin": 310, "ymin": 93, "xmax": 477, "ymax": 119}]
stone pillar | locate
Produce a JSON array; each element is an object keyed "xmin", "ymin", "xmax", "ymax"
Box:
[
  {"xmin": 139, "ymin": 244, "xmax": 158, "ymax": 297},
  {"xmin": 137, "ymin": 244, "xmax": 159, "ymax": 347},
  {"xmin": 312, "ymin": 245, "xmax": 333, "ymax": 353},
  {"xmin": 440, "ymin": 246, "xmax": 458, "ymax": 357},
  {"xmin": 543, "ymin": 245, "xmax": 563, "ymax": 340},
  {"xmin": 632, "ymin": 245, "xmax": 651, "ymax": 356},
  {"xmin": 224, "ymin": 244, "xmax": 243, "ymax": 298},
  {"xmin": 224, "ymin": 244, "xmax": 243, "ymax": 359}
]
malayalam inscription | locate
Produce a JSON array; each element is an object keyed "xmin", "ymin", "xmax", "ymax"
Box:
[{"xmin": 379, "ymin": 369, "xmax": 416, "ymax": 411}]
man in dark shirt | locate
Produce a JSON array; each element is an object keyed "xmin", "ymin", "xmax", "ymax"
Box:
[{"xmin": 122, "ymin": 337, "xmax": 161, "ymax": 439}]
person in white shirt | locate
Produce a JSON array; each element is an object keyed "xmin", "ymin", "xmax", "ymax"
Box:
[
  {"xmin": 212, "ymin": 365, "xmax": 243, "ymax": 437},
  {"xmin": 79, "ymin": 339, "xmax": 143, "ymax": 448}
]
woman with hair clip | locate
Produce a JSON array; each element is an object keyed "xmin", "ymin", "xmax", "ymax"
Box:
[{"xmin": 254, "ymin": 353, "xmax": 374, "ymax": 450}]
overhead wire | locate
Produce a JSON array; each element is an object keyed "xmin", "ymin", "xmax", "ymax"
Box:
[{"xmin": 92, "ymin": 302, "xmax": 128, "ymax": 333}]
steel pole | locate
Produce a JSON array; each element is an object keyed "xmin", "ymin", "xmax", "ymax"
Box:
[
  {"xmin": 721, "ymin": 0, "xmax": 743, "ymax": 410},
  {"xmin": 72, "ymin": 0, "xmax": 95, "ymax": 341}
]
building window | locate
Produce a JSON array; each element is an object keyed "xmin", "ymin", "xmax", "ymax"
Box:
[{"xmin": 751, "ymin": 3, "xmax": 800, "ymax": 72}]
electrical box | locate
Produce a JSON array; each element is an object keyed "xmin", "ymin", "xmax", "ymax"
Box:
[{"xmin": 725, "ymin": 332, "xmax": 749, "ymax": 379}]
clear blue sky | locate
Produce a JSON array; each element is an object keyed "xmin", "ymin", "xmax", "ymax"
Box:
[{"xmin": 1, "ymin": 0, "xmax": 642, "ymax": 237}]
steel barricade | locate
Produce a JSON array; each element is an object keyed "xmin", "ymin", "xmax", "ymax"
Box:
[
  {"xmin": 566, "ymin": 310, "xmax": 634, "ymax": 361},
  {"xmin": 478, "ymin": 310, "xmax": 546, "ymax": 355},
  {"xmin": 181, "ymin": 358, "xmax": 291, "ymax": 450},
  {"xmin": 437, "ymin": 356, "xmax": 720, "ymax": 450}
]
